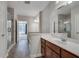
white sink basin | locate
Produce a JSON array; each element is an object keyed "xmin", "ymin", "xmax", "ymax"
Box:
[{"xmin": 53, "ymin": 37, "xmax": 69, "ymax": 45}]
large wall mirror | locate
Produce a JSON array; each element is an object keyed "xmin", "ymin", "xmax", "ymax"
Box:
[
  {"xmin": 57, "ymin": 3, "xmax": 71, "ymax": 38},
  {"xmin": 57, "ymin": 1, "xmax": 79, "ymax": 39}
]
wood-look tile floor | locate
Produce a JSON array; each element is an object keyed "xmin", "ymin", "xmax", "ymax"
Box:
[{"xmin": 7, "ymin": 39, "xmax": 30, "ymax": 58}]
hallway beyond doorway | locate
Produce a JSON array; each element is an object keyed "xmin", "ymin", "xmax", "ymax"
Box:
[{"xmin": 17, "ymin": 21, "xmax": 28, "ymax": 42}]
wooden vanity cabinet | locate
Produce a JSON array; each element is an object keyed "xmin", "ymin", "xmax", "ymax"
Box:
[
  {"xmin": 41, "ymin": 38, "xmax": 60, "ymax": 58},
  {"xmin": 45, "ymin": 40, "xmax": 60, "ymax": 58},
  {"xmin": 45, "ymin": 46, "xmax": 60, "ymax": 58},
  {"xmin": 41, "ymin": 38, "xmax": 79, "ymax": 58},
  {"xmin": 45, "ymin": 46, "xmax": 54, "ymax": 58},
  {"xmin": 41, "ymin": 38, "xmax": 46, "ymax": 57},
  {"xmin": 46, "ymin": 40, "xmax": 60, "ymax": 54},
  {"xmin": 61, "ymin": 49, "xmax": 78, "ymax": 58}
]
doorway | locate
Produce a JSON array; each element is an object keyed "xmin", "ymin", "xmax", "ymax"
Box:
[{"xmin": 17, "ymin": 21, "xmax": 28, "ymax": 42}]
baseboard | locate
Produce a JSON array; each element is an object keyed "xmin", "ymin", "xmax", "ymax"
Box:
[
  {"xmin": 4, "ymin": 43, "xmax": 16, "ymax": 58},
  {"xmin": 30, "ymin": 53, "xmax": 42, "ymax": 58}
]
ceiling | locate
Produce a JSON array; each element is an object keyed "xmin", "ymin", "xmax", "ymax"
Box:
[
  {"xmin": 8, "ymin": 1, "xmax": 49, "ymax": 17},
  {"xmin": 58, "ymin": 1, "xmax": 79, "ymax": 15}
]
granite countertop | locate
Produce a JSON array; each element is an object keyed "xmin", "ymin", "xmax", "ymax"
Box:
[{"xmin": 41, "ymin": 33, "xmax": 79, "ymax": 57}]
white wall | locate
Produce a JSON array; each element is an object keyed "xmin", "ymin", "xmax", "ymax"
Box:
[
  {"xmin": 30, "ymin": 22, "xmax": 39, "ymax": 32},
  {"xmin": 29, "ymin": 15, "xmax": 40, "ymax": 32},
  {"xmin": 29, "ymin": 33, "xmax": 41, "ymax": 57},
  {"xmin": 71, "ymin": 3, "xmax": 79, "ymax": 39},
  {"xmin": 50, "ymin": 9, "xmax": 58, "ymax": 33},
  {"xmin": 41, "ymin": 1, "xmax": 59, "ymax": 33},
  {"xmin": 41, "ymin": 2, "xmax": 55, "ymax": 33},
  {"xmin": 0, "ymin": 2, "xmax": 7, "ymax": 57}
]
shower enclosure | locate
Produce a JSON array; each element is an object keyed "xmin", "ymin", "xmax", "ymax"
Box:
[{"xmin": 7, "ymin": 7, "xmax": 14, "ymax": 49}]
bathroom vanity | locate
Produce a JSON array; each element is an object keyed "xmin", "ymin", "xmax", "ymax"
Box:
[{"xmin": 41, "ymin": 34, "xmax": 79, "ymax": 58}]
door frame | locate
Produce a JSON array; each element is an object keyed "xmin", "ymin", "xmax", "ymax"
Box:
[
  {"xmin": 15, "ymin": 20, "xmax": 17, "ymax": 43},
  {"xmin": 16, "ymin": 20, "xmax": 28, "ymax": 42}
]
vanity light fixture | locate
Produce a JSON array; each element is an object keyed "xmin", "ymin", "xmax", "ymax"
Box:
[
  {"xmin": 56, "ymin": 1, "xmax": 72, "ymax": 9},
  {"xmin": 34, "ymin": 19, "xmax": 39, "ymax": 23},
  {"xmin": 67, "ymin": 1, "xmax": 72, "ymax": 4},
  {"xmin": 56, "ymin": 1, "xmax": 72, "ymax": 5},
  {"xmin": 64, "ymin": 21, "xmax": 69, "ymax": 24},
  {"xmin": 65, "ymin": 1, "xmax": 72, "ymax": 5},
  {"xmin": 56, "ymin": 1, "xmax": 60, "ymax": 4}
]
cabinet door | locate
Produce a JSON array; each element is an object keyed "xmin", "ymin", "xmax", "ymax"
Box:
[
  {"xmin": 46, "ymin": 40, "xmax": 60, "ymax": 54},
  {"xmin": 45, "ymin": 46, "xmax": 53, "ymax": 58},
  {"xmin": 41, "ymin": 46, "xmax": 45, "ymax": 57},
  {"xmin": 45, "ymin": 46, "xmax": 60, "ymax": 58},
  {"xmin": 61, "ymin": 49, "xmax": 78, "ymax": 58},
  {"xmin": 41, "ymin": 38, "xmax": 46, "ymax": 57}
]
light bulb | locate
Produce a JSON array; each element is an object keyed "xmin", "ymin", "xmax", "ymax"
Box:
[
  {"xmin": 56, "ymin": 1, "xmax": 60, "ymax": 4},
  {"xmin": 67, "ymin": 1, "xmax": 72, "ymax": 4},
  {"xmin": 34, "ymin": 19, "xmax": 39, "ymax": 23}
]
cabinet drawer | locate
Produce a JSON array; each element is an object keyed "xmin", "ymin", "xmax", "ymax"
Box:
[
  {"xmin": 61, "ymin": 49, "xmax": 78, "ymax": 58},
  {"xmin": 45, "ymin": 46, "xmax": 60, "ymax": 58},
  {"xmin": 41, "ymin": 47, "xmax": 45, "ymax": 57},
  {"xmin": 46, "ymin": 40, "xmax": 60, "ymax": 54}
]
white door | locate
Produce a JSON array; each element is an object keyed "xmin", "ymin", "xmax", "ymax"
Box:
[{"xmin": 0, "ymin": 2, "xmax": 7, "ymax": 57}]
